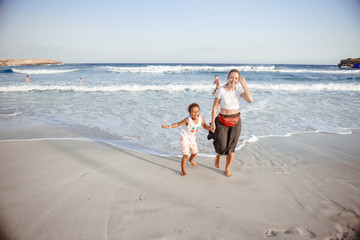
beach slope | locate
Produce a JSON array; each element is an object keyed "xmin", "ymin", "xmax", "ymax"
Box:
[{"xmin": 0, "ymin": 130, "xmax": 359, "ymax": 240}]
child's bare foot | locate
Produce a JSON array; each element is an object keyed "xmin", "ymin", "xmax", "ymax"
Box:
[
  {"xmin": 182, "ymin": 171, "xmax": 187, "ymax": 176},
  {"xmin": 189, "ymin": 160, "xmax": 197, "ymax": 167},
  {"xmin": 224, "ymin": 170, "xmax": 232, "ymax": 178},
  {"xmin": 215, "ymin": 155, "xmax": 220, "ymax": 168}
]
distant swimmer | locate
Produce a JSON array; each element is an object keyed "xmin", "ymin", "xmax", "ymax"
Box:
[
  {"xmin": 78, "ymin": 77, "xmax": 82, "ymax": 82},
  {"xmin": 212, "ymin": 75, "xmax": 221, "ymax": 96},
  {"xmin": 25, "ymin": 75, "xmax": 30, "ymax": 82}
]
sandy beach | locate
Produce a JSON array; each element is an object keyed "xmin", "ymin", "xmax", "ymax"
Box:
[
  {"xmin": 0, "ymin": 130, "xmax": 359, "ymax": 240},
  {"xmin": 0, "ymin": 58, "xmax": 62, "ymax": 66}
]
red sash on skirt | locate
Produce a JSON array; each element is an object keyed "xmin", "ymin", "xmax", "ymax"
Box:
[{"xmin": 218, "ymin": 113, "xmax": 241, "ymax": 127}]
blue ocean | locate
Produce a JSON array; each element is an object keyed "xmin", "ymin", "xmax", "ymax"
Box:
[{"xmin": 0, "ymin": 63, "xmax": 359, "ymax": 156}]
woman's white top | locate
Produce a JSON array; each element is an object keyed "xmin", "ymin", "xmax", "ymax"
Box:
[{"xmin": 215, "ymin": 86, "xmax": 244, "ymax": 110}]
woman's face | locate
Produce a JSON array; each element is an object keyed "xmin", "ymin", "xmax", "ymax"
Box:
[
  {"xmin": 189, "ymin": 106, "xmax": 200, "ymax": 120},
  {"xmin": 227, "ymin": 72, "xmax": 239, "ymax": 86}
]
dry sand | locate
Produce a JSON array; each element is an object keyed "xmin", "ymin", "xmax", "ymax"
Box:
[{"xmin": 0, "ymin": 130, "xmax": 359, "ymax": 240}]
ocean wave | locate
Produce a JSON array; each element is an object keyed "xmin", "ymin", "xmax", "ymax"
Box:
[
  {"xmin": 101, "ymin": 65, "xmax": 360, "ymax": 74},
  {"xmin": 11, "ymin": 68, "xmax": 79, "ymax": 74},
  {"xmin": 0, "ymin": 84, "xmax": 212, "ymax": 92},
  {"xmin": 250, "ymin": 83, "xmax": 360, "ymax": 91},
  {"xmin": 103, "ymin": 65, "xmax": 276, "ymax": 74},
  {"xmin": 0, "ymin": 68, "xmax": 13, "ymax": 73},
  {"xmin": 269, "ymin": 68, "xmax": 360, "ymax": 74},
  {"xmin": 0, "ymin": 111, "xmax": 22, "ymax": 117},
  {"xmin": 1, "ymin": 83, "xmax": 359, "ymax": 92},
  {"xmin": 236, "ymin": 128, "xmax": 353, "ymax": 150}
]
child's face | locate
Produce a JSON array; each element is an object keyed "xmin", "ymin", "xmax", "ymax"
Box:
[{"xmin": 189, "ymin": 106, "xmax": 200, "ymax": 120}]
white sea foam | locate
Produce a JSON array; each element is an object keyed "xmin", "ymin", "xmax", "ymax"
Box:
[
  {"xmin": 235, "ymin": 135, "xmax": 260, "ymax": 150},
  {"xmin": 1, "ymin": 82, "xmax": 359, "ymax": 92},
  {"xmin": 266, "ymin": 68, "xmax": 360, "ymax": 74},
  {"xmin": 0, "ymin": 84, "xmax": 213, "ymax": 92},
  {"xmin": 0, "ymin": 111, "xmax": 22, "ymax": 117},
  {"xmin": 247, "ymin": 135, "xmax": 260, "ymax": 142},
  {"xmin": 9, "ymin": 65, "xmax": 358, "ymax": 75},
  {"xmin": 235, "ymin": 129, "xmax": 353, "ymax": 151},
  {"xmin": 103, "ymin": 65, "xmax": 279, "ymax": 74},
  {"xmin": 102, "ymin": 65, "xmax": 360, "ymax": 74},
  {"xmin": 11, "ymin": 68, "xmax": 79, "ymax": 74},
  {"xmin": 250, "ymin": 83, "xmax": 360, "ymax": 91},
  {"xmin": 103, "ymin": 65, "xmax": 236, "ymax": 74}
]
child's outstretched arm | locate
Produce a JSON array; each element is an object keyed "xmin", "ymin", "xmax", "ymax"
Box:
[
  {"xmin": 162, "ymin": 118, "xmax": 188, "ymax": 129},
  {"xmin": 201, "ymin": 118, "xmax": 211, "ymax": 130}
]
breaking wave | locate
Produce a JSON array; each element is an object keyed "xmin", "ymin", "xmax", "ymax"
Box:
[
  {"xmin": 11, "ymin": 68, "xmax": 79, "ymax": 74},
  {"xmin": 102, "ymin": 65, "xmax": 360, "ymax": 74},
  {"xmin": 250, "ymin": 83, "xmax": 360, "ymax": 91},
  {"xmin": 1, "ymin": 83, "xmax": 359, "ymax": 92}
]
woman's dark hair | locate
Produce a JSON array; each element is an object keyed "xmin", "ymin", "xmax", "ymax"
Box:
[
  {"xmin": 188, "ymin": 103, "xmax": 200, "ymax": 113},
  {"xmin": 227, "ymin": 69, "xmax": 240, "ymax": 79}
]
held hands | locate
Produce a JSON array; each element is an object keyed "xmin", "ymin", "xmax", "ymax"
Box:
[
  {"xmin": 161, "ymin": 125, "xmax": 170, "ymax": 129},
  {"xmin": 210, "ymin": 123, "xmax": 216, "ymax": 133}
]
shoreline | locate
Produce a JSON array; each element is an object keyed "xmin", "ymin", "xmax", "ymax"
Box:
[
  {"xmin": 0, "ymin": 130, "xmax": 359, "ymax": 239},
  {"xmin": 0, "ymin": 128, "xmax": 358, "ymax": 158}
]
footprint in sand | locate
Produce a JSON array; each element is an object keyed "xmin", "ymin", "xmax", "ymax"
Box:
[
  {"xmin": 264, "ymin": 229, "xmax": 289, "ymax": 237},
  {"xmin": 139, "ymin": 193, "xmax": 148, "ymax": 201},
  {"xmin": 296, "ymin": 227, "xmax": 316, "ymax": 239},
  {"xmin": 264, "ymin": 227, "xmax": 315, "ymax": 239}
]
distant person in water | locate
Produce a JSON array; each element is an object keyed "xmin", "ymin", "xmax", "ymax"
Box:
[
  {"xmin": 162, "ymin": 103, "xmax": 210, "ymax": 176},
  {"xmin": 78, "ymin": 77, "xmax": 82, "ymax": 82},
  {"xmin": 25, "ymin": 75, "xmax": 30, "ymax": 82},
  {"xmin": 212, "ymin": 75, "xmax": 221, "ymax": 96}
]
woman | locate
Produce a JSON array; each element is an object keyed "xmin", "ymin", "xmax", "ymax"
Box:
[{"xmin": 210, "ymin": 69, "xmax": 253, "ymax": 177}]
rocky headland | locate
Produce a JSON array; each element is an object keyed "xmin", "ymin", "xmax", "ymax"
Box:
[
  {"xmin": 0, "ymin": 58, "xmax": 62, "ymax": 66},
  {"xmin": 338, "ymin": 58, "xmax": 360, "ymax": 68}
]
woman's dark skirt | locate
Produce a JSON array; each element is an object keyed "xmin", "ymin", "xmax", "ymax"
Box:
[{"xmin": 208, "ymin": 113, "xmax": 242, "ymax": 155}]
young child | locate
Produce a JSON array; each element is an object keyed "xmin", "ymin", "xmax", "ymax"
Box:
[
  {"xmin": 212, "ymin": 75, "xmax": 221, "ymax": 96},
  {"xmin": 162, "ymin": 103, "xmax": 210, "ymax": 176}
]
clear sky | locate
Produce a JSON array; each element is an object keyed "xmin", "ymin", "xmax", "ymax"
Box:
[{"xmin": 0, "ymin": 0, "xmax": 359, "ymax": 64}]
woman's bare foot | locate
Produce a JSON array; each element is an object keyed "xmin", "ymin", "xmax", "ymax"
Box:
[
  {"xmin": 182, "ymin": 170, "xmax": 187, "ymax": 176},
  {"xmin": 215, "ymin": 154, "xmax": 220, "ymax": 168},
  {"xmin": 189, "ymin": 160, "xmax": 197, "ymax": 167},
  {"xmin": 224, "ymin": 170, "xmax": 232, "ymax": 178}
]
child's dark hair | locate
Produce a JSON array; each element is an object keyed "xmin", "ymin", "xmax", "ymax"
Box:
[{"xmin": 188, "ymin": 103, "xmax": 200, "ymax": 113}]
